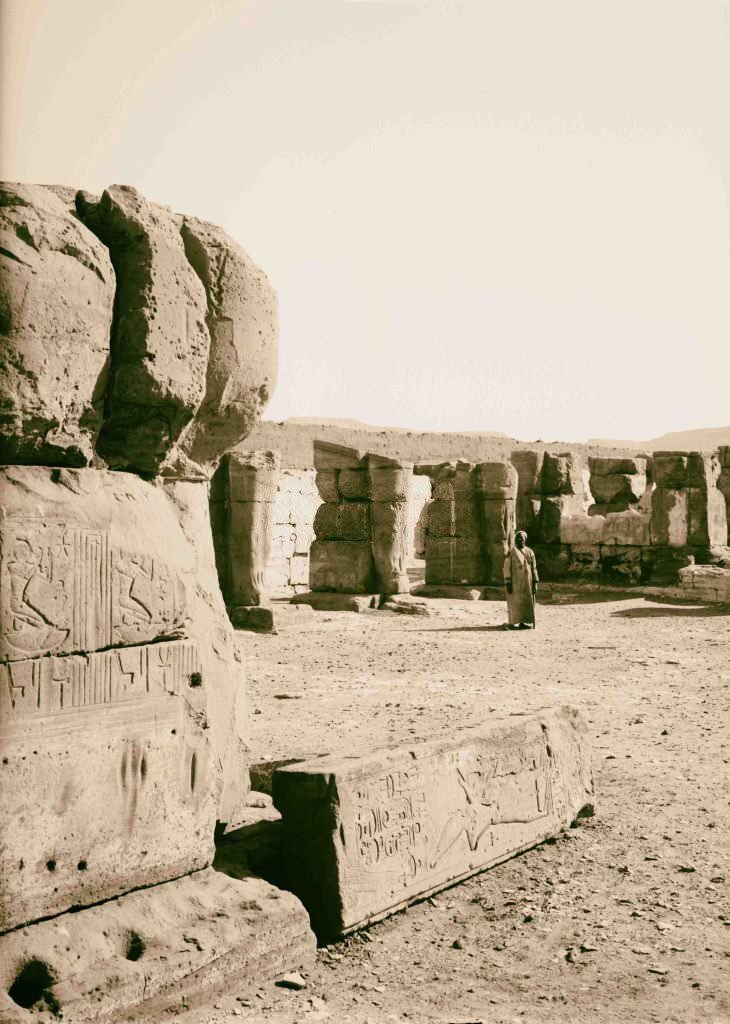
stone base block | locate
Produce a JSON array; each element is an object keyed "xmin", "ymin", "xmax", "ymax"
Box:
[
  {"xmin": 229, "ymin": 603, "xmax": 316, "ymax": 633},
  {"xmin": 677, "ymin": 565, "xmax": 730, "ymax": 603},
  {"xmin": 291, "ymin": 592, "xmax": 380, "ymax": 612},
  {"xmin": 273, "ymin": 707, "xmax": 594, "ymax": 939},
  {"xmin": 0, "ymin": 869, "xmax": 316, "ymax": 1023}
]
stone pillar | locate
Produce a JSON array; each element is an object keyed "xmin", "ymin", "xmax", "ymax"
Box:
[
  {"xmin": 474, "ymin": 461, "xmax": 518, "ymax": 585},
  {"xmin": 311, "ymin": 443, "xmax": 376, "ymax": 593},
  {"xmin": 368, "ymin": 453, "xmax": 413, "ymax": 595},
  {"xmin": 424, "ymin": 462, "xmax": 486, "ymax": 585},
  {"xmin": 211, "ymin": 450, "xmax": 280, "ymax": 608},
  {"xmin": 309, "ymin": 444, "xmax": 413, "ymax": 595},
  {"xmin": 651, "ymin": 451, "xmax": 727, "ymax": 550}
]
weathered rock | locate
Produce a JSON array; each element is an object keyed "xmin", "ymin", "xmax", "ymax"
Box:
[
  {"xmin": 0, "ymin": 870, "xmax": 315, "ymax": 1022},
  {"xmin": 177, "ymin": 216, "xmax": 277, "ymax": 470},
  {"xmin": 273, "ymin": 706, "xmax": 594, "ymax": 939},
  {"xmin": 411, "ymin": 583, "xmax": 485, "ymax": 600},
  {"xmin": 0, "ymin": 466, "xmax": 249, "ymax": 931},
  {"xmin": 427, "ymin": 499, "xmax": 481, "ymax": 538},
  {"xmin": 0, "ymin": 183, "xmax": 114, "ymax": 466},
  {"xmin": 602, "ymin": 508, "xmax": 651, "ymax": 547},
  {"xmin": 589, "ymin": 473, "xmax": 645, "ymax": 506},
  {"xmin": 76, "ymin": 186, "xmax": 210, "ymax": 475},
  {"xmin": 371, "ymin": 499, "xmax": 410, "ymax": 594},
  {"xmin": 539, "ymin": 495, "xmax": 586, "ymax": 544}
]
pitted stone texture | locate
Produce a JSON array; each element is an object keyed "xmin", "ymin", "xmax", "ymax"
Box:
[
  {"xmin": 273, "ymin": 706, "xmax": 594, "ymax": 939},
  {"xmin": 0, "ymin": 183, "xmax": 114, "ymax": 466},
  {"xmin": 76, "ymin": 186, "xmax": 210, "ymax": 475},
  {"xmin": 178, "ymin": 217, "xmax": 277, "ymax": 470},
  {"xmin": 0, "ymin": 870, "xmax": 315, "ymax": 1022},
  {"xmin": 0, "ymin": 467, "xmax": 246, "ymax": 930},
  {"xmin": 677, "ymin": 564, "xmax": 730, "ymax": 603}
]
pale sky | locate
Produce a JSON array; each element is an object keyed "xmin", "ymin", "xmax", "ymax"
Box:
[{"xmin": 2, "ymin": 0, "xmax": 729, "ymax": 442}]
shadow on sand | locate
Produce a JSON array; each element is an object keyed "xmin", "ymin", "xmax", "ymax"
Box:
[{"xmin": 611, "ymin": 604, "xmax": 730, "ymax": 619}]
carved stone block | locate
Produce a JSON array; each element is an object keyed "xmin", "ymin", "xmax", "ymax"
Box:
[
  {"xmin": 0, "ymin": 639, "xmax": 216, "ymax": 932},
  {"xmin": 273, "ymin": 707, "xmax": 594, "ymax": 939}
]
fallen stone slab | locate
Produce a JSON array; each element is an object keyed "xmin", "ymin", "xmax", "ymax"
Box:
[
  {"xmin": 380, "ymin": 595, "xmax": 431, "ymax": 616},
  {"xmin": 0, "ymin": 869, "xmax": 315, "ymax": 1023},
  {"xmin": 273, "ymin": 707, "xmax": 594, "ymax": 939},
  {"xmin": 676, "ymin": 565, "xmax": 730, "ymax": 603},
  {"xmin": 411, "ymin": 583, "xmax": 485, "ymax": 600},
  {"xmin": 291, "ymin": 592, "xmax": 380, "ymax": 612}
]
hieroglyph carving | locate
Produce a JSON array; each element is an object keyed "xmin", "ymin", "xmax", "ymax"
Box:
[
  {"xmin": 1, "ymin": 516, "xmax": 185, "ymax": 662},
  {"xmin": 0, "ymin": 640, "xmax": 200, "ymax": 719}
]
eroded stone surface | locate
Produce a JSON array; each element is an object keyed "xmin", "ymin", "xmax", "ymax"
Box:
[
  {"xmin": 0, "ymin": 870, "xmax": 315, "ymax": 1022},
  {"xmin": 0, "ymin": 466, "xmax": 248, "ymax": 929},
  {"xmin": 178, "ymin": 217, "xmax": 278, "ymax": 470},
  {"xmin": 76, "ymin": 186, "xmax": 210, "ymax": 475},
  {"xmin": 0, "ymin": 183, "xmax": 114, "ymax": 466},
  {"xmin": 273, "ymin": 706, "xmax": 594, "ymax": 938}
]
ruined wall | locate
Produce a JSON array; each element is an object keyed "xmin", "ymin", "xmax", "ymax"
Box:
[{"xmin": 0, "ymin": 182, "xmax": 277, "ymax": 932}]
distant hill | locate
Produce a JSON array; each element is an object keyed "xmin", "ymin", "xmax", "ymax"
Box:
[
  {"xmin": 283, "ymin": 417, "xmax": 510, "ymax": 438},
  {"xmin": 588, "ymin": 426, "xmax": 730, "ymax": 452}
]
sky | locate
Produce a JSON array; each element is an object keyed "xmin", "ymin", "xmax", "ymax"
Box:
[{"xmin": 2, "ymin": 0, "xmax": 729, "ymax": 442}]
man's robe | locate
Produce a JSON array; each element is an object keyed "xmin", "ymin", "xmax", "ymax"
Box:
[{"xmin": 503, "ymin": 545, "xmax": 539, "ymax": 626}]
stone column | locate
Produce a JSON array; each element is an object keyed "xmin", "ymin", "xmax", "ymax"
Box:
[
  {"xmin": 211, "ymin": 450, "xmax": 280, "ymax": 608},
  {"xmin": 368, "ymin": 453, "xmax": 413, "ymax": 595},
  {"xmin": 474, "ymin": 461, "xmax": 518, "ymax": 585},
  {"xmin": 424, "ymin": 462, "xmax": 487, "ymax": 585},
  {"xmin": 310, "ymin": 443, "xmax": 376, "ymax": 593},
  {"xmin": 718, "ymin": 446, "xmax": 730, "ymax": 535},
  {"xmin": 510, "ymin": 450, "xmax": 544, "ymax": 538}
]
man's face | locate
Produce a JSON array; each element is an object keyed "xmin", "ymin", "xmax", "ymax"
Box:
[{"xmin": 515, "ymin": 534, "xmax": 526, "ymax": 549}]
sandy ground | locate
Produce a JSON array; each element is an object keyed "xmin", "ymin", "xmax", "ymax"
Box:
[{"xmin": 177, "ymin": 586, "xmax": 728, "ymax": 1024}]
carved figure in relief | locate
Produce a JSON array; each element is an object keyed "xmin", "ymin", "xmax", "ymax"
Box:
[
  {"xmin": 428, "ymin": 746, "xmax": 551, "ymax": 869},
  {"xmin": 3, "ymin": 530, "xmax": 71, "ymax": 656}
]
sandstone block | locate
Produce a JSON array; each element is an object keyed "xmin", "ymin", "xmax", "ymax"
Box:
[
  {"xmin": 313, "ymin": 501, "xmax": 370, "ymax": 541},
  {"xmin": 427, "ymin": 499, "xmax": 481, "ymax": 538},
  {"xmin": 677, "ymin": 565, "xmax": 730, "ymax": 603},
  {"xmin": 368, "ymin": 454, "xmax": 413, "ymax": 502},
  {"xmin": 309, "ymin": 540, "xmax": 375, "ymax": 593},
  {"xmin": 588, "ymin": 456, "xmax": 647, "ymax": 476},
  {"xmin": 532, "ymin": 544, "xmax": 571, "ymax": 580},
  {"xmin": 424, "ymin": 536, "xmax": 485, "ymax": 585},
  {"xmin": 601, "ymin": 508, "xmax": 651, "ymax": 547},
  {"xmin": 338, "ymin": 468, "xmax": 371, "ymax": 500},
  {"xmin": 0, "ymin": 466, "xmax": 248, "ymax": 891},
  {"xmin": 273, "ymin": 707, "xmax": 593, "ymax": 939},
  {"xmin": 540, "ymin": 453, "xmax": 583, "ymax": 496},
  {"xmin": 652, "ymin": 452, "xmax": 688, "ymax": 488},
  {"xmin": 313, "ymin": 441, "xmax": 364, "ymax": 471},
  {"xmin": 431, "ymin": 462, "xmax": 475, "ymax": 501},
  {"xmin": 687, "ymin": 487, "xmax": 728, "ymax": 548},
  {"xmin": 589, "ymin": 473, "xmax": 645, "ymax": 506},
  {"xmin": 474, "ymin": 461, "xmax": 517, "ymax": 499},
  {"xmin": 0, "ymin": 870, "xmax": 315, "ymax": 1022},
  {"xmin": 177, "ymin": 216, "xmax": 277, "ymax": 469},
  {"xmin": 565, "ymin": 544, "xmax": 601, "ymax": 577},
  {"xmin": 315, "ymin": 469, "xmax": 340, "ymax": 503},
  {"xmin": 224, "ymin": 450, "xmax": 280, "ymax": 503},
  {"xmin": 77, "ymin": 186, "xmax": 211, "ymax": 475},
  {"xmin": 650, "ymin": 487, "xmax": 688, "ymax": 547},
  {"xmin": 559, "ymin": 514, "xmax": 606, "ymax": 545},
  {"xmin": 0, "ymin": 183, "xmax": 114, "ymax": 466},
  {"xmin": 600, "ymin": 545, "xmax": 646, "ymax": 584},
  {"xmin": 539, "ymin": 495, "xmax": 585, "ymax": 544},
  {"xmin": 510, "ymin": 450, "xmax": 545, "ymax": 493}
]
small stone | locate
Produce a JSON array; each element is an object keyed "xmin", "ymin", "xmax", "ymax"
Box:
[
  {"xmin": 677, "ymin": 865, "xmax": 695, "ymax": 873},
  {"xmin": 647, "ymin": 965, "xmax": 668, "ymax": 975},
  {"xmin": 276, "ymin": 971, "xmax": 307, "ymax": 990},
  {"xmin": 632, "ymin": 947, "xmax": 653, "ymax": 956},
  {"xmin": 452, "ymin": 938, "xmax": 464, "ymax": 949},
  {"xmin": 579, "ymin": 943, "xmax": 598, "ymax": 952}
]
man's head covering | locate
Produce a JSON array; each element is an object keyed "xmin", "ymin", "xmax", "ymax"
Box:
[{"xmin": 515, "ymin": 530, "xmax": 527, "ymax": 542}]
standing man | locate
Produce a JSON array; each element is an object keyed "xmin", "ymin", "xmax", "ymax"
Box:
[{"xmin": 503, "ymin": 531, "xmax": 539, "ymax": 630}]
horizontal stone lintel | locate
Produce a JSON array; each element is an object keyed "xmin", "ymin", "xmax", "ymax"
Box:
[{"xmin": 273, "ymin": 706, "xmax": 594, "ymax": 939}]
